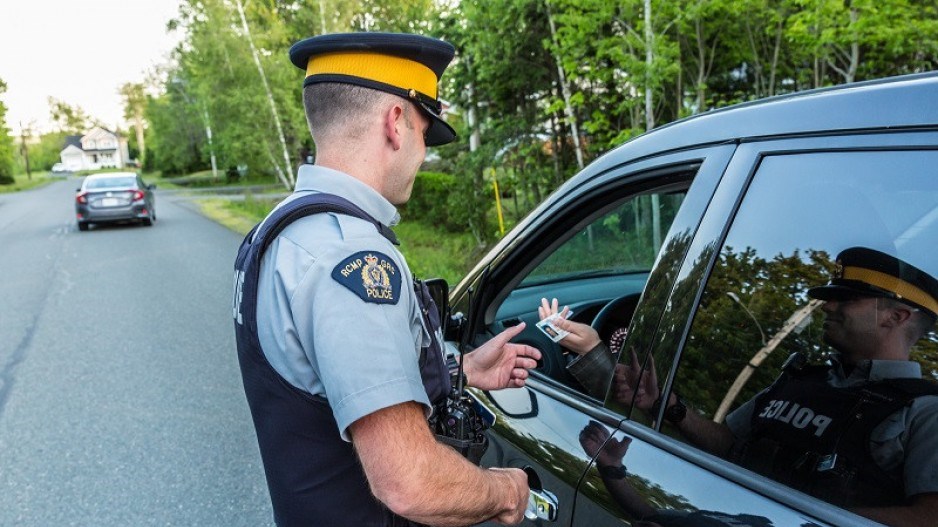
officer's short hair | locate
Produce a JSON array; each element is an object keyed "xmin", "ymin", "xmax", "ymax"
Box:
[
  {"xmin": 303, "ymin": 83, "xmax": 393, "ymax": 142},
  {"xmin": 877, "ymin": 297, "xmax": 937, "ymax": 343}
]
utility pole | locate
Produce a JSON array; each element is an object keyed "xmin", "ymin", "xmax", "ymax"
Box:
[{"xmin": 19, "ymin": 121, "xmax": 31, "ymax": 179}]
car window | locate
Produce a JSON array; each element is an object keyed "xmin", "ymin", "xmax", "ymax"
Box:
[
  {"xmin": 86, "ymin": 176, "xmax": 136, "ymax": 189},
  {"xmin": 494, "ymin": 183, "xmax": 690, "ymax": 395},
  {"xmin": 665, "ymin": 149, "xmax": 938, "ymax": 509},
  {"xmin": 521, "ymin": 192, "xmax": 685, "ymax": 287}
]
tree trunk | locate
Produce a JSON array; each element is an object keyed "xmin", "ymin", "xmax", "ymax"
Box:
[
  {"xmin": 847, "ymin": 4, "xmax": 859, "ymax": 83},
  {"xmin": 644, "ymin": 0, "xmax": 655, "ymax": 130},
  {"xmin": 768, "ymin": 17, "xmax": 783, "ymax": 96},
  {"xmin": 233, "ymin": 0, "xmax": 295, "ymax": 189},
  {"xmin": 695, "ymin": 16, "xmax": 707, "ymax": 112},
  {"xmin": 545, "ymin": 0, "xmax": 585, "ymax": 170}
]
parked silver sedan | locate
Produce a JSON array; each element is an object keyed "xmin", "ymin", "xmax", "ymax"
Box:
[{"xmin": 75, "ymin": 172, "xmax": 156, "ymax": 231}]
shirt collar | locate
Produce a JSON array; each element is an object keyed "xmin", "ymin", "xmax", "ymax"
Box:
[
  {"xmin": 294, "ymin": 164, "xmax": 400, "ymax": 227},
  {"xmin": 828, "ymin": 352, "xmax": 922, "ymax": 385}
]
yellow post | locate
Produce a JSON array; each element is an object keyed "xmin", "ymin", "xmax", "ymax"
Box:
[{"xmin": 491, "ymin": 168, "xmax": 506, "ymax": 236}]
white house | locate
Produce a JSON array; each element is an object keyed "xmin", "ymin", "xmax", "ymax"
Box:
[{"xmin": 60, "ymin": 127, "xmax": 130, "ymax": 171}]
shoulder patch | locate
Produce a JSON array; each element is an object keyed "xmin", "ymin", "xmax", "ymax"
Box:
[{"xmin": 331, "ymin": 251, "xmax": 402, "ymax": 304}]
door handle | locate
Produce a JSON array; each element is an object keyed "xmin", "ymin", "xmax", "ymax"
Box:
[{"xmin": 526, "ymin": 488, "xmax": 559, "ymax": 521}]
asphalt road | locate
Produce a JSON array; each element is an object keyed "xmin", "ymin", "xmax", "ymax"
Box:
[{"xmin": 0, "ymin": 178, "xmax": 274, "ymax": 526}]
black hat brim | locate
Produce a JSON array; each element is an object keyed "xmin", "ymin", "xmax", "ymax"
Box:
[{"xmin": 414, "ymin": 100, "xmax": 456, "ymax": 147}]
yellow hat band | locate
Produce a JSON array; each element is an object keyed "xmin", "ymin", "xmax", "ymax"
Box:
[
  {"xmin": 306, "ymin": 51, "xmax": 438, "ymax": 100},
  {"xmin": 842, "ymin": 266, "xmax": 938, "ymax": 314}
]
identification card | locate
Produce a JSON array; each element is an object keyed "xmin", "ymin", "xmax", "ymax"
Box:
[{"xmin": 536, "ymin": 312, "xmax": 570, "ymax": 342}]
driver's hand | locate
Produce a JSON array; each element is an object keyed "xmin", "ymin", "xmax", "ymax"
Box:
[{"xmin": 538, "ymin": 298, "xmax": 602, "ymax": 356}]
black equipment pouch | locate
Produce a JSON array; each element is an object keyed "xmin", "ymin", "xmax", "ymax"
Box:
[
  {"xmin": 430, "ymin": 388, "xmax": 490, "ymax": 465},
  {"xmin": 414, "ymin": 278, "xmax": 490, "ymax": 464}
]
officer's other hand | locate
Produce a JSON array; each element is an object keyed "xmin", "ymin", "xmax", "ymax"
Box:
[
  {"xmin": 463, "ymin": 323, "xmax": 541, "ymax": 391},
  {"xmin": 488, "ymin": 467, "xmax": 529, "ymax": 525}
]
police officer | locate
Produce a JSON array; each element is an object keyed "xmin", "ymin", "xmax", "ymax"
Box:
[
  {"xmin": 233, "ymin": 32, "xmax": 540, "ymax": 526},
  {"xmin": 547, "ymin": 247, "xmax": 938, "ymax": 525}
]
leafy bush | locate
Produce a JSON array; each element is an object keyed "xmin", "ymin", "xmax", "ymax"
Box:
[{"xmin": 401, "ymin": 171, "xmax": 466, "ymax": 232}]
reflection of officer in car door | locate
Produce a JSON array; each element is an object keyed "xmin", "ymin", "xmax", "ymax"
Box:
[
  {"xmin": 232, "ymin": 32, "xmax": 541, "ymax": 527},
  {"xmin": 608, "ymin": 247, "xmax": 938, "ymax": 527}
]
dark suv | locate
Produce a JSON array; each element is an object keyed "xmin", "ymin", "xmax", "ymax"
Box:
[{"xmin": 443, "ymin": 73, "xmax": 938, "ymax": 526}]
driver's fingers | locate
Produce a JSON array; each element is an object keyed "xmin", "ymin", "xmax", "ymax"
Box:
[{"xmin": 539, "ymin": 297, "xmax": 561, "ymax": 318}]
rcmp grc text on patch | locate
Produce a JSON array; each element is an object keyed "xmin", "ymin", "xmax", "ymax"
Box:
[{"xmin": 332, "ymin": 251, "xmax": 402, "ymax": 304}]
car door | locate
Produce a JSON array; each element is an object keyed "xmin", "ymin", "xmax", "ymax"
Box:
[
  {"xmin": 574, "ymin": 130, "xmax": 938, "ymax": 526},
  {"xmin": 450, "ymin": 145, "xmax": 735, "ymax": 526}
]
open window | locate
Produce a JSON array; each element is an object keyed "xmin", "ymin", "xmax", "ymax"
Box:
[{"xmin": 484, "ymin": 167, "xmax": 699, "ymax": 396}]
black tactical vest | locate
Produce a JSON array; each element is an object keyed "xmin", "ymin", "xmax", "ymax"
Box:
[
  {"xmin": 739, "ymin": 357, "xmax": 938, "ymax": 507},
  {"xmin": 232, "ymin": 193, "xmax": 450, "ymax": 527}
]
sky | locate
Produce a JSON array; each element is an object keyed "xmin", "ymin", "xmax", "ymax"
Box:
[{"xmin": 0, "ymin": 0, "xmax": 183, "ymax": 135}]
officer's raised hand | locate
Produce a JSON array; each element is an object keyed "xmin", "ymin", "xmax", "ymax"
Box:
[{"xmin": 462, "ymin": 323, "xmax": 541, "ymax": 390}]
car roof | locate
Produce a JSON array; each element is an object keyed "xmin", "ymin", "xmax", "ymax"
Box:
[{"xmin": 584, "ymin": 72, "xmax": 938, "ymax": 176}]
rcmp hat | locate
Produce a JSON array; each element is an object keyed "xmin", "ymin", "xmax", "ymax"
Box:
[
  {"xmin": 808, "ymin": 247, "xmax": 938, "ymax": 318},
  {"xmin": 289, "ymin": 32, "xmax": 457, "ymax": 147}
]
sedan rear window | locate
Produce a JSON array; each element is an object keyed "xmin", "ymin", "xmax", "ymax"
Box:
[{"xmin": 85, "ymin": 177, "xmax": 137, "ymax": 190}]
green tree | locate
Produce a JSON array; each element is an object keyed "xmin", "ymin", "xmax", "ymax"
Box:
[
  {"xmin": 144, "ymin": 86, "xmax": 206, "ymax": 175},
  {"xmin": 161, "ymin": 0, "xmax": 309, "ymax": 185},
  {"xmin": 48, "ymin": 97, "xmax": 95, "ymax": 134},
  {"xmin": 120, "ymin": 82, "xmax": 148, "ymax": 166},
  {"xmin": 25, "ymin": 131, "xmax": 70, "ymax": 171},
  {"xmin": 787, "ymin": 0, "xmax": 938, "ymax": 87},
  {"xmin": 0, "ymin": 79, "xmax": 15, "ymax": 184}
]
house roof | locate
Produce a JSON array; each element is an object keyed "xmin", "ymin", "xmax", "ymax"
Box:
[
  {"xmin": 63, "ymin": 135, "xmax": 82, "ymax": 149},
  {"xmin": 84, "ymin": 126, "xmax": 121, "ymax": 140}
]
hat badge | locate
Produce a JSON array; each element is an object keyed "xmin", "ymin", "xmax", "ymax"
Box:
[{"xmin": 833, "ymin": 261, "xmax": 844, "ymax": 279}]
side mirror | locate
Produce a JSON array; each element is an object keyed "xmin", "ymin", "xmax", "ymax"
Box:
[
  {"xmin": 423, "ymin": 278, "xmax": 449, "ymax": 329},
  {"xmin": 147, "ymin": 183, "xmax": 157, "ymax": 190}
]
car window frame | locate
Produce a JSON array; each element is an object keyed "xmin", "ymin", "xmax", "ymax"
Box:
[{"xmin": 453, "ymin": 145, "xmax": 736, "ymax": 402}]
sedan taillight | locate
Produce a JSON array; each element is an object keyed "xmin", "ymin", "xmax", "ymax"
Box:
[
  {"xmin": 131, "ymin": 190, "xmax": 145, "ymax": 201},
  {"xmin": 76, "ymin": 192, "xmax": 87, "ymax": 204}
]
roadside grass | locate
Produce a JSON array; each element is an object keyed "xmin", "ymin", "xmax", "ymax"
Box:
[
  {"xmin": 198, "ymin": 193, "xmax": 480, "ymax": 284},
  {"xmin": 0, "ymin": 173, "xmax": 55, "ymax": 194},
  {"xmin": 196, "ymin": 197, "xmax": 271, "ymax": 236}
]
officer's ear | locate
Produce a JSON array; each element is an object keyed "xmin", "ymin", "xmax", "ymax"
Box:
[
  {"xmin": 384, "ymin": 102, "xmax": 406, "ymax": 151},
  {"xmin": 883, "ymin": 301, "xmax": 915, "ymax": 328}
]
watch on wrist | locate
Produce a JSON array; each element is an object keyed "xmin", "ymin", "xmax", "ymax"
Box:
[
  {"xmin": 652, "ymin": 394, "xmax": 688, "ymax": 425},
  {"xmin": 597, "ymin": 464, "xmax": 627, "ymax": 480}
]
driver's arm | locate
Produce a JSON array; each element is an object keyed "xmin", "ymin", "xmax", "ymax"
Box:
[
  {"xmin": 567, "ymin": 342, "xmax": 617, "ymax": 399},
  {"xmin": 535, "ymin": 303, "xmax": 615, "ymax": 398}
]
